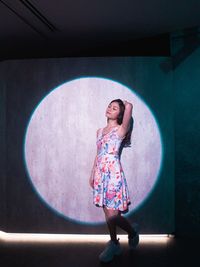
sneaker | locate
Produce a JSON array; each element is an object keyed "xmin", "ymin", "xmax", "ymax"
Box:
[
  {"xmin": 99, "ymin": 239, "xmax": 122, "ymax": 263},
  {"xmin": 128, "ymin": 232, "xmax": 139, "ymax": 250}
]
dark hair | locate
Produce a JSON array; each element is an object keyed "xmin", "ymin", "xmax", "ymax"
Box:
[{"xmin": 110, "ymin": 99, "xmax": 133, "ymax": 147}]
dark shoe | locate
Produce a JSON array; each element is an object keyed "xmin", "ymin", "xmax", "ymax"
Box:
[{"xmin": 99, "ymin": 239, "xmax": 122, "ymax": 263}]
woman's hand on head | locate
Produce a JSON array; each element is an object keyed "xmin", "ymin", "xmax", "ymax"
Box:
[{"xmin": 123, "ymin": 100, "xmax": 133, "ymax": 108}]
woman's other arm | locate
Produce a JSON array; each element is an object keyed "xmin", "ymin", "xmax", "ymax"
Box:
[{"xmin": 89, "ymin": 128, "xmax": 100, "ymax": 188}]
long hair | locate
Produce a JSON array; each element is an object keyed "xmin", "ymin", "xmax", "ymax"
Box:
[{"xmin": 110, "ymin": 99, "xmax": 133, "ymax": 147}]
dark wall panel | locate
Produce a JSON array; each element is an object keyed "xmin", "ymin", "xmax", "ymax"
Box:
[
  {"xmin": 171, "ymin": 32, "xmax": 200, "ymax": 237},
  {"xmin": 0, "ymin": 65, "xmax": 7, "ymax": 231}
]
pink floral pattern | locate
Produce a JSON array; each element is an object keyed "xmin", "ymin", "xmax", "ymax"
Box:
[{"xmin": 93, "ymin": 126, "xmax": 131, "ymax": 212}]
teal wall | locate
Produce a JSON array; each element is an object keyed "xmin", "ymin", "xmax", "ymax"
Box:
[{"xmin": 171, "ymin": 30, "xmax": 200, "ymax": 237}]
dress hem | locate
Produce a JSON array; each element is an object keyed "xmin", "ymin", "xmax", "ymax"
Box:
[{"xmin": 94, "ymin": 202, "xmax": 131, "ymax": 214}]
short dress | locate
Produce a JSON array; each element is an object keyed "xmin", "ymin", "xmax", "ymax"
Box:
[{"xmin": 92, "ymin": 126, "xmax": 131, "ymax": 212}]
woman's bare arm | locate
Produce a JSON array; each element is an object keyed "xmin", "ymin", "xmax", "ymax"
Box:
[
  {"xmin": 89, "ymin": 155, "xmax": 97, "ymax": 188},
  {"xmin": 118, "ymin": 101, "xmax": 133, "ymax": 138},
  {"xmin": 89, "ymin": 128, "xmax": 100, "ymax": 188}
]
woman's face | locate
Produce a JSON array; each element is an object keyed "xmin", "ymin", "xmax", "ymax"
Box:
[{"xmin": 105, "ymin": 101, "xmax": 120, "ymax": 120}]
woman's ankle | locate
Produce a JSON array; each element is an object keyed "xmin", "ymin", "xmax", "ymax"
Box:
[{"xmin": 128, "ymin": 229, "xmax": 137, "ymax": 239}]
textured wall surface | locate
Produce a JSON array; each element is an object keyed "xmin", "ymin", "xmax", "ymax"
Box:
[
  {"xmin": 24, "ymin": 77, "xmax": 162, "ymax": 224},
  {"xmin": 0, "ymin": 57, "xmax": 174, "ymax": 234}
]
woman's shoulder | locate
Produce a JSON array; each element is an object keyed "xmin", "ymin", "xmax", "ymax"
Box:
[
  {"xmin": 97, "ymin": 127, "xmax": 102, "ymax": 133},
  {"xmin": 96, "ymin": 128, "xmax": 102, "ymax": 137}
]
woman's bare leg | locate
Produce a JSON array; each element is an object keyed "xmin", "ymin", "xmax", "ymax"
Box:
[
  {"xmin": 103, "ymin": 207, "xmax": 119, "ymax": 243},
  {"xmin": 114, "ymin": 213, "xmax": 136, "ymax": 238},
  {"xmin": 103, "ymin": 207, "xmax": 136, "ymax": 240}
]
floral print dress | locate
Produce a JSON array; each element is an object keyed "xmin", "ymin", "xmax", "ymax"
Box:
[{"xmin": 93, "ymin": 126, "xmax": 131, "ymax": 212}]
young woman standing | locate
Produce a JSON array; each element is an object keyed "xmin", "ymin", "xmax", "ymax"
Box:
[{"xmin": 89, "ymin": 99, "xmax": 139, "ymax": 263}]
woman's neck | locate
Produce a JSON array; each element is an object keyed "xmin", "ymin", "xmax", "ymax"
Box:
[{"xmin": 106, "ymin": 119, "xmax": 118, "ymax": 128}]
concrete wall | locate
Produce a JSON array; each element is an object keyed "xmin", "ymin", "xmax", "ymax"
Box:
[
  {"xmin": 0, "ymin": 57, "xmax": 174, "ymax": 234},
  {"xmin": 1, "ymin": 32, "xmax": 199, "ymax": 236}
]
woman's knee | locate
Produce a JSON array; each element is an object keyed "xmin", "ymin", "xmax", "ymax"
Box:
[{"xmin": 103, "ymin": 207, "xmax": 119, "ymax": 219}]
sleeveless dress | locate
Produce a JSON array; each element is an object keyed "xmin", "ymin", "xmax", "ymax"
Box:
[{"xmin": 92, "ymin": 126, "xmax": 131, "ymax": 212}]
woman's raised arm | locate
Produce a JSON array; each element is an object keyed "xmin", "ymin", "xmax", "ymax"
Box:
[{"xmin": 118, "ymin": 101, "xmax": 133, "ymax": 138}]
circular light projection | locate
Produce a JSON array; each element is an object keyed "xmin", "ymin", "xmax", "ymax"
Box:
[{"xmin": 24, "ymin": 77, "xmax": 163, "ymax": 224}]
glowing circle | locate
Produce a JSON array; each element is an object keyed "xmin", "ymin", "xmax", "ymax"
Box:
[{"xmin": 24, "ymin": 77, "xmax": 163, "ymax": 224}]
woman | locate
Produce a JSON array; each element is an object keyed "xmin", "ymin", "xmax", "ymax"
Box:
[{"xmin": 89, "ymin": 99, "xmax": 139, "ymax": 263}]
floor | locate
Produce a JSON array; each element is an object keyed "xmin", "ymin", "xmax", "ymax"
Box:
[{"xmin": 0, "ymin": 236, "xmax": 199, "ymax": 267}]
